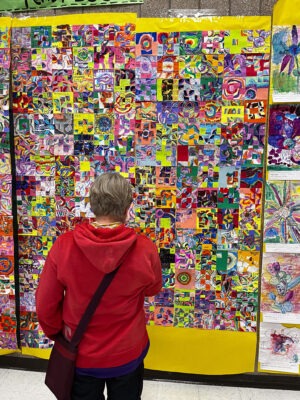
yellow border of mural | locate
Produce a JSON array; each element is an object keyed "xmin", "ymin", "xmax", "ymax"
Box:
[
  {"xmin": 11, "ymin": 13, "xmax": 136, "ymax": 28},
  {"xmin": 146, "ymin": 326, "xmax": 256, "ymax": 374},
  {"xmin": 0, "ymin": 349, "xmax": 20, "ymax": 356},
  {"xmin": 273, "ymin": 0, "xmax": 300, "ymax": 25},
  {"xmin": 0, "ymin": 17, "xmax": 12, "ymax": 27},
  {"xmin": 22, "ymin": 327, "xmax": 257, "ymax": 375}
]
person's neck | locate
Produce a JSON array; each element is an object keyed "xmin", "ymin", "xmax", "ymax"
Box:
[{"xmin": 94, "ymin": 217, "xmax": 123, "ymax": 227}]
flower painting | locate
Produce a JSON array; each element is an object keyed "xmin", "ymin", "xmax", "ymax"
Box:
[{"xmin": 272, "ymin": 25, "xmax": 300, "ymax": 102}]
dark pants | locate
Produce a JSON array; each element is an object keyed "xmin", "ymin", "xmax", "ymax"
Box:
[{"xmin": 71, "ymin": 363, "xmax": 144, "ymax": 400}]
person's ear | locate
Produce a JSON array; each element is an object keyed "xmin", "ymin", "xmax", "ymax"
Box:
[{"xmin": 125, "ymin": 204, "xmax": 133, "ymax": 222}]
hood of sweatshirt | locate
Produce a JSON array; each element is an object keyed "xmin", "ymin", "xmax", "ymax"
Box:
[{"xmin": 73, "ymin": 223, "xmax": 137, "ymax": 273}]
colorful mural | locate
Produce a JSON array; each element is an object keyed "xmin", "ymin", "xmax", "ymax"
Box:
[{"xmin": 9, "ymin": 15, "xmax": 271, "ymax": 352}]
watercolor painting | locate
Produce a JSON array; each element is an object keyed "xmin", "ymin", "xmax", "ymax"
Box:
[
  {"xmin": 261, "ymin": 253, "xmax": 300, "ymax": 322},
  {"xmin": 259, "ymin": 322, "xmax": 300, "ymax": 373},
  {"xmin": 272, "ymin": 25, "xmax": 300, "ymax": 102},
  {"xmin": 268, "ymin": 105, "xmax": 300, "ymax": 170},
  {"xmin": 264, "ymin": 180, "xmax": 300, "ymax": 244}
]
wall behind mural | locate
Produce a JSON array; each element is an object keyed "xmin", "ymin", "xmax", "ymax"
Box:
[{"xmin": 0, "ymin": 0, "xmax": 278, "ymax": 19}]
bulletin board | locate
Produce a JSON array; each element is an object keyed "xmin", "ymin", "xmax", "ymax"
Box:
[
  {"xmin": 259, "ymin": 0, "xmax": 300, "ymax": 375},
  {"xmin": 11, "ymin": 12, "xmax": 137, "ymax": 357},
  {"xmin": 137, "ymin": 16, "xmax": 270, "ymax": 374},
  {"xmin": 7, "ymin": 12, "xmax": 272, "ymax": 375}
]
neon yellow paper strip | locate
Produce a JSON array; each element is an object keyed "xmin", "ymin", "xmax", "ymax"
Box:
[
  {"xmin": 0, "ymin": 0, "xmax": 142, "ymax": 13},
  {"xmin": 273, "ymin": 0, "xmax": 300, "ymax": 25},
  {"xmin": 12, "ymin": 13, "xmax": 137, "ymax": 27}
]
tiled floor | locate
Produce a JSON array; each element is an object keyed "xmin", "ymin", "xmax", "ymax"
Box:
[{"xmin": 0, "ymin": 368, "xmax": 299, "ymax": 399}]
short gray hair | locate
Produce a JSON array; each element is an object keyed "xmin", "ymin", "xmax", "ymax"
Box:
[{"xmin": 89, "ymin": 172, "xmax": 133, "ymax": 221}]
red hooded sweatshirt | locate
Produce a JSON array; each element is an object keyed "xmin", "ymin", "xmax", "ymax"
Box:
[{"xmin": 35, "ymin": 223, "xmax": 162, "ymax": 369}]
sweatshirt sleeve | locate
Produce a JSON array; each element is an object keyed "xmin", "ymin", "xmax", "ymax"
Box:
[
  {"xmin": 35, "ymin": 241, "xmax": 65, "ymax": 339},
  {"xmin": 144, "ymin": 241, "xmax": 162, "ymax": 297}
]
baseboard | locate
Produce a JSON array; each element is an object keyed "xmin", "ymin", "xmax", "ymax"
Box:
[
  {"xmin": 144, "ymin": 369, "xmax": 300, "ymax": 390},
  {"xmin": 0, "ymin": 355, "xmax": 299, "ymax": 391}
]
